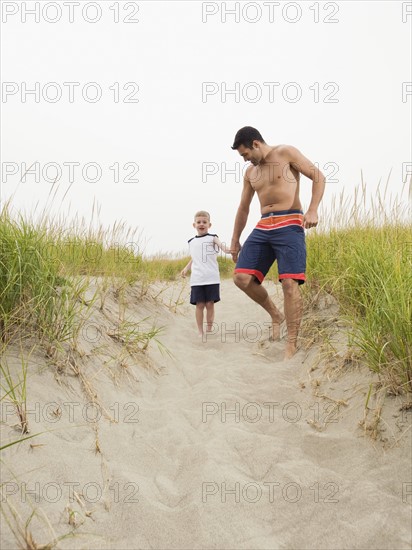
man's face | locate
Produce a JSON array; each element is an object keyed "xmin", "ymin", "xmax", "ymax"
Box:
[
  {"xmin": 237, "ymin": 143, "xmax": 261, "ymax": 165},
  {"xmin": 193, "ymin": 216, "xmax": 211, "ymax": 235}
]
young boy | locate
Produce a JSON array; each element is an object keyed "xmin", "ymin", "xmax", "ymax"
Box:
[{"xmin": 181, "ymin": 211, "xmax": 232, "ymax": 337}]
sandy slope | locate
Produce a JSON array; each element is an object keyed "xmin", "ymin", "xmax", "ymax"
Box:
[{"xmin": 1, "ymin": 279, "xmax": 411, "ymax": 550}]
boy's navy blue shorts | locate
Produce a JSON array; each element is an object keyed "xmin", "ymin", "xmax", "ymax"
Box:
[
  {"xmin": 190, "ymin": 284, "xmax": 220, "ymax": 305},
  {"xmin": 234, "ymin": 209, "xmax": 306, "ymax": 285}
]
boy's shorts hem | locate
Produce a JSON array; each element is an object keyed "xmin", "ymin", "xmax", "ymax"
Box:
[{"xmin": 190, "ymin": 284, "xmax": 220, "ymax": 305}]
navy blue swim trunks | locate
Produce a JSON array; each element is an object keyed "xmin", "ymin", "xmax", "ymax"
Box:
[
  {"xmin": 234, "ymin": 209, "xmax": 306, "ymax": 285},
  {"xmin": 190, "ymin": 284, "xmax": 220, "ymax": 305}
]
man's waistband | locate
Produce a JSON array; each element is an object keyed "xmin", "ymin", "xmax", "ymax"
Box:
[
  {"xmin": 261, "ymin": 209, "xmax": 303, "ymax": 217},
  {"xmin": 256, "ymin": 209, "xmax": 304, "ymax": 230}
]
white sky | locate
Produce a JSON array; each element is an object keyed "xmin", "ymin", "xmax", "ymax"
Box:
[{"xmin": 1, "ymin": 0, "xmax": 411, "ymax": 255}]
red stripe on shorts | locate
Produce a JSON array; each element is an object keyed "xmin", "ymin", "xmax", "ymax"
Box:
[
  {"xmin": 234, "ymin": 268, "xmax": 264, "ymax": 283},
  {"xmin": 279, "ymin": 273, "xmax": 306, "ymax": 281}
]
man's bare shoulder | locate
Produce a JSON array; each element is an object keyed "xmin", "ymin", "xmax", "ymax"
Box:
[
  {"xmin": 244, "ymin": 164, "xmax": 254, "ymax": 180},
  {"xmin": 273, "ymin": 144, "xmax": 299, "ymax": 157}
]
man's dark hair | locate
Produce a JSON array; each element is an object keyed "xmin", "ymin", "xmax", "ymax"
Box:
[{"xmin": 231, "ymin": 126, "xmax": 265, "ymax": 149}]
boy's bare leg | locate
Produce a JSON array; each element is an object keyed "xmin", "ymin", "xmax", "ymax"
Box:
[
  {"xmin": 205, "ymin": 301, "xmax": 215, "ymax": 331},
  {"xmin": 233, "ymin": 274, "xmax": 285, "ymax": 340},
  {"xmin": 281, "ymin": 279, "xmax": 303, "ymax": 359},
  {"xmin": 195, "ymin": 302, "xmax": 206, "ymax": 336}
]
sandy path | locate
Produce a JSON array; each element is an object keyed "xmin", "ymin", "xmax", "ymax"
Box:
[
  {"xmin": 103, "ymin": 280, "xmax": 411, "ymax": 549},
  {"xmin": 1, "ymin": 279, "xmax": 411, "ymax": 549}
]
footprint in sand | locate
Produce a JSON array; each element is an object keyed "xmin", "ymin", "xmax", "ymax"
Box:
[{"xmin": 255, "ymin": 337, "xmax": 285, "ymax": 361}]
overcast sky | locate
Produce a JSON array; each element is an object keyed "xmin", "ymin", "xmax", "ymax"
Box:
[{"xmin": 1, "ymin": 0, "xmax": 411, "ymax": 255}]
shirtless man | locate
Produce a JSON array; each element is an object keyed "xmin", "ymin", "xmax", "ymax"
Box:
[{"xmin": 230, "ymin": 126, "xmax": 325, "ymax": 359}]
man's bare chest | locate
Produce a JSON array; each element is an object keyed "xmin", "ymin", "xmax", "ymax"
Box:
[{"xmin": 249, "ymin": 162, "xmax": 288, "ymax": 191}]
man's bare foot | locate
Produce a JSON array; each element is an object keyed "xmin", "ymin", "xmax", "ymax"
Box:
[
  {"xmin": 284, "ymin": 340, "xmax": 297, "ymax": 360},
  {"xmin": 270, "ymin": 313, "xmax": 285, "ymax": 341}
]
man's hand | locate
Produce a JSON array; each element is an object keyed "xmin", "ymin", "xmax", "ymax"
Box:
[
  {"xmin": 230, "ymin": 241, "xmax": 241, "ymax": 262},
  {"xmin": 180, "ymin": 268, "xmax": 187, "ymax": 278},
  {"xmin": 303, "ymin": 210, "xmax": 319, "ymax": 229}
]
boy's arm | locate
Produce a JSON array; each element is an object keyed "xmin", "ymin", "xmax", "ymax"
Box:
[
  {"xmin": 213, "ymin": 236, "xmax": 232, "ymax": 255},
  {"xmin": 180, "ymin": 259, "xmax": 192, "ymax": 278}
]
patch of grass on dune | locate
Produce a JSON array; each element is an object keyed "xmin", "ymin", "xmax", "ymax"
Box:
[
  {"xmin": 305, "ymin": 182, "xmax": 411, "ymax": 392},
  {"xmin": 0, "ymin": 204, "xmax": 86, "ymax": 350},
  {"xmin": 306, "ymin": 224, "xmax": 411, "ymax": 390},
  {"xmin": 0, "ymin": 199, "xmax": 180, "ymax": 354}
]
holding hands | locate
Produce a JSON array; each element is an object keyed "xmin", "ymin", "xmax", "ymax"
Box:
[{"xmin": 230, "ymin": 241, "xmax": 241, "ymax": 263}]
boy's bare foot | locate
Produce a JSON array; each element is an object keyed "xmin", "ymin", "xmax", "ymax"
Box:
[
  {"xmin": 269, "ymin": 313, "xmax": 285, "ymax": 341},
  {"xmin": 284, "ymin": 340, "xmax": 297, "ymax": 360}
]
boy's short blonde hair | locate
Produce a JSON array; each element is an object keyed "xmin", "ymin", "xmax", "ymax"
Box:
[{"xmin": 194, "ymin": 210, "xmax": 210, "ymax": 221}]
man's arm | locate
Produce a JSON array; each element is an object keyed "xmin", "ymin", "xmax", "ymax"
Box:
[
  {"xmin": 280, "ymin": 145, "xmax": 326, "ymax": 229},
  {"xmin": 230, "ymin": 168, "xmax": 255, "ymax": 261}
]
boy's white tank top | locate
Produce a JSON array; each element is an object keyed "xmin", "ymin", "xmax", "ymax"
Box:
[{"xmin": 188, "ymin": 233, "xmax": 220, "ymax": 286}]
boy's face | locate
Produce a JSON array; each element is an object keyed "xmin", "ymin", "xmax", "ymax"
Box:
[{"xmin": 193, "ymin": 216, "xmax": 211, "ymax": 236}]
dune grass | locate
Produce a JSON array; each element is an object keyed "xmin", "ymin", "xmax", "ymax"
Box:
[
  {"xmin": 0, "ymin": 197, "xmax": 175, "ymax": 457},
  {"xmin": 0, "ymin": 198, "xmax": 177, "ymax": 348},
  {"xmin": 0, "ymin": 205, "xmax": 88, "ymax": 353},
  {"xmin": 306, "ymin": 223, "xmax": 411, "ymax": 389}
]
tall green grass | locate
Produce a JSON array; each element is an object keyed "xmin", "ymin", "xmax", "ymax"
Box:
[
  {"xmin": 305, "ymin": 225, "xmax": 411, "ymax": 387},
  {"xmin": 0, "ymin": 195, "xmax": 192, "ymax": 359},
  {"xmin": 0, "ymin": 205, "xmax": 86, "ymax": 349},
  {"xmin": 304, "ymin": 182, "xmax": 411, "ymax": 391}
]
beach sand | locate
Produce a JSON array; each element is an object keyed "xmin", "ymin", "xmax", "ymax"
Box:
[{"xmin": 1, "ymin": 279, "xmax": 411, "ymax": 549}]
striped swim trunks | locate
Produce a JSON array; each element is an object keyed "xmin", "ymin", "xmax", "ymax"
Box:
[{"xmin": 234, "ymin": 209, "xmax": 306, "ymax": 284}]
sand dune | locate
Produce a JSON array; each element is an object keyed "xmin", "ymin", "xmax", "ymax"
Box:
[{"xmin": 1, "ymin": 279, "xmax": 411, "ymax": 549}]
